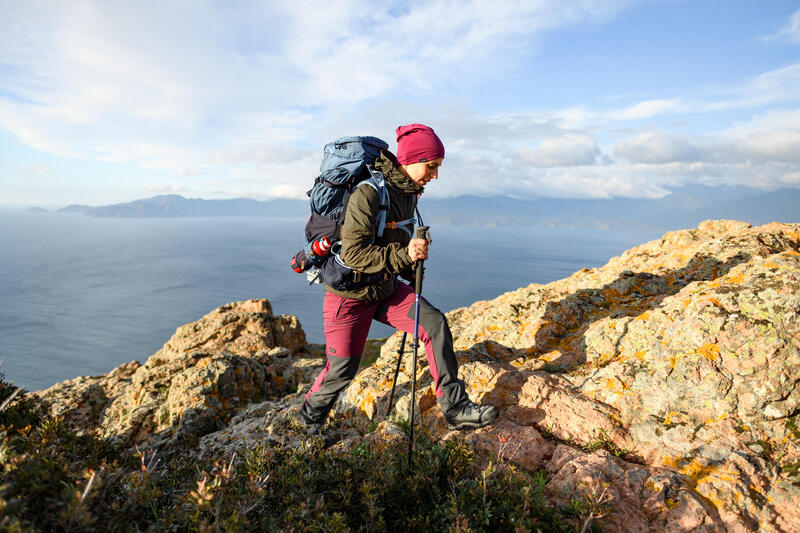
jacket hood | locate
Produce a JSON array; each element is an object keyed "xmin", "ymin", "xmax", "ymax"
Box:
[{"xmin": 375, "ymin": 151, "xmax": 424, "ymax": 195}]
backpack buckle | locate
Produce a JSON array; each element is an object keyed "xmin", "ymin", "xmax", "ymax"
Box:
[{"xmin": 386, "ymin": 221, "xmax": 397, "ymax": 229}]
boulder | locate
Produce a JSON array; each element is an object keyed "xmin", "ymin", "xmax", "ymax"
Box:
[
  {"xmin": 35, "ymin": 299, "xmax": 318, "ymax": 448},
  {"xmin": 545, "ymin": 445, "xmax": 720, "ymax": 532},
  {"xmin": 32, "ymin": 361, "xmax": 140, "ymax": 433},
  {"xmin": 149, "ymin": 299, "xmax": 306, "ymax": 362}
]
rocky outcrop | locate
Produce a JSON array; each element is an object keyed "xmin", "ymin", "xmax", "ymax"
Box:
[
  {"xmin": 34, "ymin": 220, "xmax": 800, "ymax": 532},
  {"xmin": 341, "ymin": 221, "xmax": 800, "ymax": 532},
  {"xmin": 35, "ymin": 300, "xmax": 322, "ymax": 448},
  {"xmin": 544, "ymin": 445, "xmax": 720, "ymax": 532}
]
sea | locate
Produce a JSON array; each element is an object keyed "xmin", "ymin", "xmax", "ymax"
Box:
[{"xmin": 0, "ymin": 212, "xmax": 663, "ymax": 391}]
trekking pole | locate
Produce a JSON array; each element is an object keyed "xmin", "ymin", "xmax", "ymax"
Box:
[
  {"xmin": 386, "ymin": 332, "xmax": 407, "ymax": 419},
  {"xmin": 408, "ymin": 225, "xmax": 429, "ymax": 469}
]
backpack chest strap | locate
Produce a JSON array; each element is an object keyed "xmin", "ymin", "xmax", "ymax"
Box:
[{"xmin": 385, "ymin": 217, "xmax": 416, "ymax": 236}]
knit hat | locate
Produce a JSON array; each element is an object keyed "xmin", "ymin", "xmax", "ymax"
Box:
[{"xmin": 395, "ymin": 124, "xmax": 445, "ymax": 165}]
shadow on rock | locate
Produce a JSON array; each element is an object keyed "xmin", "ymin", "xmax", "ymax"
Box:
[{"xmin": 533, "ymin": 252, "xmax": 751, "ymax": 368}]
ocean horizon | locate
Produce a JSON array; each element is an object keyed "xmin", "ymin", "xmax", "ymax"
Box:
[{"xmin": 0, "ymin": 212, "xmax": 663, "ymax": 391}]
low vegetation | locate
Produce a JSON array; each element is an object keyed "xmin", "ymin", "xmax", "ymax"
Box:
[{"xmin": 0, "ymin": 372, "xmax": 581, "ymax": 532}]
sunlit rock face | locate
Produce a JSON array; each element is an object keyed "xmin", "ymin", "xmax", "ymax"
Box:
[
  {"xmin": 35, "ymin": 220, "xmax": 800, "ymax": 532},
  {"xmin": 343, "ymin": 221, "xmax": 800, "ymax": 532},
  {"xmin": 35, "ymin": 299, "xmax": 321, "ymax": 448}
]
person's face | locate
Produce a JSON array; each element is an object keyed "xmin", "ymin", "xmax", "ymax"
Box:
[{"xmin": 401, "ymin": 157, "xmax": 443, "ymax": 187}]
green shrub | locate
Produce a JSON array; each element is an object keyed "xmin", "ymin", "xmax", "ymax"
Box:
[
  {"xmin": 168, "ymin": 433, "xmax": 573, "ymax": 532},
  {"xmin": 0, "ymin": 369, "xmax": 577, "ymax": 531}
]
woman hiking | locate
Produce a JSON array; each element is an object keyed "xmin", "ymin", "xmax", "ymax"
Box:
[{"xmin": 300, "ymin": 124, "xmax": 499, "ymax": 435}]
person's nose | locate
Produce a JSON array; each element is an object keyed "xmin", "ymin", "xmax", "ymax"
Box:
[{"xmin": 430, "ymin": 167, "xmax": 439, "ymax": 180}]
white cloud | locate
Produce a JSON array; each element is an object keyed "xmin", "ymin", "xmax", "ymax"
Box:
[
  {"xmin": 171, "ymin": 168, "xmax": 203, "ymax": 177},
  {"xmin": 538, "ymin": 166, "xmax": 672, "ymax": 199},
  {"xmin": 722, "ymin": 108, "xmax": 800, "ymax": 137},
  {"xmin": 0, "ymin": 102, "xmax": 74, "ymax": 156},
  {"xmin": 28, "ymin": 165, "xmax": 52, "ymax": 176},
  {"xmin": 433, "ymin": 103, "xmax": 800, "ymax": 198},
  {"xmin": 557, "ymin": 63, "xmax": 800, "ymax": 130},
  {"xmin": 738, "ymin": 130, "xmax": 800, "ymax": 165},
  {"xmin": 709, "ymin": 63, "xmax": 800, "ymax": 110},
  {"xmin": 0, "ymin": 0, "xmax": 635, "ymax": 159},
  {"xmin": 517, "ymin": 133, "xmax": 603, "ymax": 167},
  {"xmin": 144, "ymin": 184, "xmax": 194, "ymax": 195},
  {"xmin": 0, "ymin": 0, "xmax": 643, "ymax": 202},
  {"xmin": 209, "ymin": 144, "xmax": 316, "ymax": 168},
  {"xmin": 614, "ymin": 132, "xmax": 702, "ymax": 164},
  {"xmin": 263, "ymin": 183, "xmax": 309, "ymax": 200},
  {"xmin": 2, "ymin": 0, "xmax": 800, "ymax": 204},
  {"xmin": 778, "ymin": 171, "xmax": 800, "ymax": 185},
  {"xmin": 763, "ymin": 8, "xmax": 800, "ymax": 43},
  {"xmin": 274, "ymin": 0, "xmax": 635, "ymax": 105},
  {"xmin": 608, "ymin": 99, "xmax": 684, "ymax": 121},
  {"xmin": 89, "ymin": 141, "xmax": 202, "ymax": 172}
]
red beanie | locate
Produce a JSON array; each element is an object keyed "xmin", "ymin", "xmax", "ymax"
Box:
[{"xmin": 395, "ymin": 124, "xmax": 445, "ymax": 165}]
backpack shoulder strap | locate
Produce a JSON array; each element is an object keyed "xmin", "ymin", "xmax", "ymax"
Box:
[
  {"xmin": 356, "ymin": 168, "xmax": 390, "ymax": 240},
  {"xmin": 353, "ymin": 169, "xmax": 423, "ymax": 238},
  {"xmin": 383, "ymin": 193, "xmax": 419, "ymax": 237}
]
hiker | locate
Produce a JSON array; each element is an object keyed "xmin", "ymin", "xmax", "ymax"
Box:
[{"xmin": 300, "ymin": 124, "xmax": 499, "ymax": 435}]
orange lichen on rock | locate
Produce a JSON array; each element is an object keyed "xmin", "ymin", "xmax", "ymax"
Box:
[
  {"xmin": 726, "ymin": 272, "xmax": 746, "ymax": 284},
  {"xmin": 696, "ymin": 343, "xmax": 721, "ymax": 362}
]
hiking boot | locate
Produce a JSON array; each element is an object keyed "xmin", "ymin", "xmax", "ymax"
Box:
[
  {"xmin": 305, "ymin": 423, "xmax": 342, "ymax": 449},
  {"xmin": 299, "ymin": 404, "xmax": 324, "ymax": 435},
  {"xmin": 304, "ymin": 420, "xmax": 324, "ymax": 437},
  {"xmin": 298, "ymin": 406, "xmax": 340, "ymax": 447},
  {"xmin": 445, "ymin": 400, "xmax": 499, "ymax": 430}
]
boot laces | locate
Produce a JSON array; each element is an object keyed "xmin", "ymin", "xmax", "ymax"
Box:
[{"xmin": 454, "ymin": 400, "xmax": 488, "ymax": 418}]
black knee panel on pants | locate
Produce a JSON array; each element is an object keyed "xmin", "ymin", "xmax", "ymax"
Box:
[
  {"xmin": 304, "ymin": 353, "xmax": 363, "ymax": 422},
  {"xmin": 407, "ymin": 297, "xmax": 467, "ymax": 411}
]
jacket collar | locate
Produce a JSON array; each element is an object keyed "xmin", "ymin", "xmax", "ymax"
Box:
[{"xmin": 374, "ymin": 151, "xmax": 424, "ymax": 195}]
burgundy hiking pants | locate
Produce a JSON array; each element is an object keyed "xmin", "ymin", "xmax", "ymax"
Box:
[{"xmin": 302, "ymin": 281, "xmax": 468, "ymax": 423}]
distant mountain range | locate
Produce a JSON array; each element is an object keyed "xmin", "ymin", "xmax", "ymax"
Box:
[
  {"xmin": 30, "ymin": 186, "xmax": 799, "ymax": 231},
  {"xmin": 420, "ymin": 186, "xmax": 800, "ymax": 230},
  {"xmin": 56, "ymin": 195, "xmax": 306, "ymax": 218}
]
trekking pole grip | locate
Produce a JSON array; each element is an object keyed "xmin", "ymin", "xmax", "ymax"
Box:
[{"xmin": 414, "ymin": 226, "xmax": 429, "ymax": 295}]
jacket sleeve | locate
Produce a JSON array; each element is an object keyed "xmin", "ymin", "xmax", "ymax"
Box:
[
  {"xmin": 399, "ymin": 264, "xmax": 417, "ymax": 284},
  {"xmin": 339, "ymin": 185, "xmax": 414, "ymax": 275}
]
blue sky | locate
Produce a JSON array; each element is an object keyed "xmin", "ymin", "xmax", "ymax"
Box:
[{"xmin": 1, "ymin": 0, "xmax": 799, "ymax": 207}]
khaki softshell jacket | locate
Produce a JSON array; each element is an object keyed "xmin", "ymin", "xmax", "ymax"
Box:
[{"xmin": 324, "ymin": 151, "xmax": 422, "ymax": 302}]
